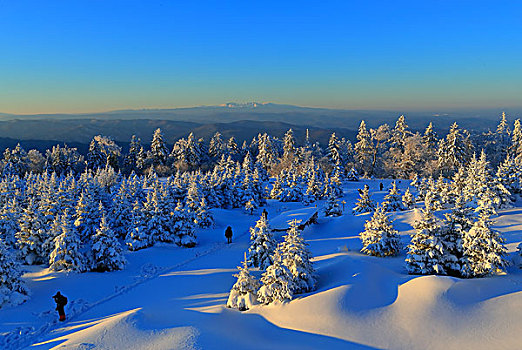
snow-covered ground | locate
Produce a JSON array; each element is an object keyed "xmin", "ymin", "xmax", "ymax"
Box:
[{"xmin": 1, "ymin": 179, "xmax": 521, "ymax": 350}]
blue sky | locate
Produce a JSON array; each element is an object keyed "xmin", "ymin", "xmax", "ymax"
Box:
[{"xmin": 0, "ymin": 0, "xmax": 521, "ymax": 113}]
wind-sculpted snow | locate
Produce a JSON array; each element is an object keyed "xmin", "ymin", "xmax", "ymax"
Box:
[{"xmin": 1, "ymin": 180, "xmax": 521, "ymax": 349}]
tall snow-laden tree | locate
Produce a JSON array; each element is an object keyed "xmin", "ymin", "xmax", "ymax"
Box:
[
  {"xmin": 149, "ymin": 128, "xmax": 169, "ymax": 166},
  {"xmin": 247, "ymin": 214, "xmax": 277, "ymax": 269},
  {"xmin": 402, "ymin": 187, "xmax": 415, "ymax": 209},
  {"xmin": 0, "ymin": 197, "xmax": 21, "ymax": 247},
  {"xmin": 406, "ymin": 194, "xmax": 447, "ymax": 275},
  {"xmin": 74, "ymin": 190, "xmax": 102, "ymax": 242},
  {"xmin": 195, "ymin": 197, "xmax": 214, "ymax": 228},
  {"xmin": 327, "ymin": 132, "xmax": 341, "ymax": 166},
  {"xmin": 45, "ymin": 144, "xmax": 85, "ymax": 175},
  {"xmin": 256, "ymin": 133, "xmax": 277, "ymax": 171},
  {"xmin": 440, "ymin": 194, "xmax": 472, "ymax": 276},
  {"xmin": 324, "ymin": 191, "xmax": 343, "ymax": 217},
  {"xmin": 49, "ymin": 210, "xmax": 85, "ymax": 272},
  {"xmin": 382, "ymin": 181, "xmax": 404, "ymax": 212},
  {"xmin": 123, "ymin": 135, "xmax": 142, "ymax": 173},
  {"xmin": 257, "ymin": 249, "xmax": 295, "ymax": 304},
  {"xmin": 496, "ymin": 154, "xmax": 521, "ymax": 196},
  {"xmin": 354, "ymin": 120, "xmax": 374, "ymax": 177},
  {"xmin": 359, "ymin": 204, "xmax": 401, "ymax": 257},
  {"xmin": 126, "ymin": 200, "xmax": 152, "ymax": 251},
  {"xmin": 2, "ymin": 143, "xmax": 29, "ymax": 177},
  {"xmin": 0, "ymin": 238, "xmax": 29, "ymax": 307},
  {"xmin": 282, "ymin": 129, "xmax": 297, "ymax": 165},
  {"xmin": 87, "ymin": 135, "xmax": 121, "ymax": 170},
  {"xmin": 279, "ymin": 220, "xmax": 316, "ymax": 294},
  {"xmin": 91, "ymin": 212, "xmax": 126, "ymax": 272},
  {"xmin": 209, "ymin": 132, "xmax": 225, "ymax": 160},
  {"xmin": 437, "ymin": 122, "xmax": 473, "ymax": 176},
  {"xmin": 16, "ymin": 197, "xmax": 47, "ymax": 265},
  {"xmin": 227, "ymin": 254, "xmax": 260, "ymax": 311},
  {"xmin": 510, "ymin": 119, "xmax": 522, "ymax": 160},
  {"xmin": 461, "ymin": 193, "xmax": 507, "ymax": 277},
  {"xmin": 353, "ymin": 184, "xmax": 376, "ymax": 214}
]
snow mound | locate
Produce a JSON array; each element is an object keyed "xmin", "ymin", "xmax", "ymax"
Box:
[{"xmin": 32, "ymin": 308, "xmax": 199, "ymax": 350}]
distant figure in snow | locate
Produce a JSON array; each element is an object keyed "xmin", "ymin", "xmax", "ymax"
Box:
[
  {"xmin": 379, "ymin": 182, "xmax": 384, "ymax": 191},
  {"xmin": 357, "ymin": 188, "xmax": 363, "ymax": 195},
  {"xmin": 53, "ymin": 291, "xmax": 68, "ymax": 321},
  {"xmin": 225, "ymin": 226, "xmax": 233, "ymax": 244},
  {"xmin": 262, "ymin": 209, "xmax": 268, "ymax": 219}
]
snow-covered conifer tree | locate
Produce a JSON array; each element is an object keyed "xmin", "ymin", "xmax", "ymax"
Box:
[
  {"xmin": 279, "ymin": 220, "xmax": 316, "ymax": 294},
  {"xmin": 353, "ymin": 184, "xmax": 375, "ymax": 214},
  {"xmin": 406, "ymin": 194, "xmax": 447, "ymax": 275},
  {"xmin": 227, "ymin": 254, "xmax": 260, "ymax": 311},
  {"xmin": 91, "ymin": 212, "xmax": 126, "ymax": 272},
  {"xmin": 354, "ymin": 120, "xmax": 374, "ymax": 177},
  {"xmin": 173, "ymin": 201, "xmax": 197, "ymax": 247},
  {"xmin": 74, "ymin": 189, "xmax": 101, "ymax": 242},
  {"xmin": 49, "ymin": 210, "xmax": 85, "ymax": 272},
  {"xmin": 195, "ymin": 197, "xmax": 214, "ymax": 228},
  {"xmin": 496, "ymin": 155, "xmax": 521, "ymax": 196},
  {"xmin": 16, "ymin": 197, "xmax": 47, "ymax": 265},
  {"xmin": 402, "ymin": 187, "xmax": 415, "ymax": 209},
  {"xmin": 359, "ymin": 204, "xmax": 401, "ymax": 257},
  {"xmin": 126, "ymin": 200, "xmax": 152, "ymax": 251},
  {"xmin": 382, "ymin": 181, "xmax": 404, "ymax": 211},
  {"xmin": 247, "ymin": 214, "xmax": 276, "ymax": 269},
  {"xmin": 149, "ymin": 128, "xmax": 169, "ymax": 166},
  {"xmin": 324, "ymin": 191, "xmax": 343, "ymax": 217},
  {"xmin": 461, "ymin": 193, "xmax": 507, "ymax": 277},
  {"xmin": 0, "ymin": 238, "xmax": 29, "ymax": 307},
  {"xmin": 257, "ymin": 249, "xmax": 294, "ymax": 304},
  {"xmin": 346, "ymin": 167, "xmax": 359, "ymax": 181}
]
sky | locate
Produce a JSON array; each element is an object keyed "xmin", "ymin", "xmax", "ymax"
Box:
[{"xmin": 0, "ymin": 0, "xmax": 521, "ymax": 114}]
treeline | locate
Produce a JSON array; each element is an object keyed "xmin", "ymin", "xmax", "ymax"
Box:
[{"xmin": 0, "ymin": 112, "xmax": 518, "ymax": 180}]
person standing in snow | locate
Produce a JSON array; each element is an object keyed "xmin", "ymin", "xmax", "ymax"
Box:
[
  {"xmin": 225, "ymin": 226, "xmax": 233, "ymax": 244},
  {"xmin": 53, "ymin": 291, "xmax": 68, "ymax": 321},
  {"xmin": 262, "ymin": 209, "xmax": 268, "ymax": 219}
]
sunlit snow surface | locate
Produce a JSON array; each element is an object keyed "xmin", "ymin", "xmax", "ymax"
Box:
[{"xmin": 1, "ymin": 179, "xmax": 521, "ymax": 349}]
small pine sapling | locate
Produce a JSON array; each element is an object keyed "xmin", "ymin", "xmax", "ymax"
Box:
[{"xmin": 227, "ymin": 254, "xmax": 260, "ymax": 311}]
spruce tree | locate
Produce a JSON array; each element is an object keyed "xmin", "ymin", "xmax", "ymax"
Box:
[
  {"xmin": 247, "ymin": 214, "xmax": 277, "ymax": 269},
  {"xmin": 91, "ymin": 212, "xmax": 126, "ymax": 272},
  {"xmin": 360, "ymin": 205, "xmax": 401, "ymax": 257},
  {"xmin": 402, "ymin": 187, "xmax": 415, "ymax": 209},
  {"xmin": 74, "ymin": 190, "xmax": 101, "ymax": 242},
  {"xmin": 16, "ymin": 197, "xmax": 47, "ymax": 265},
  {"xmin": 353, "ymin": 184, "xmax": 376, "ymax": 214},
  {"xmin": 49, "ymin": 210, "xmax": 85, "ymax": 272},
  {"xmin": 382, "ymin": 181, "xmax": 404, "ymax": 212},
  {"xmin": 149, "ymin": 128, "xmax": 169, "ymax": 166},
  {"xmin": 324, "ymin": 191, "xmax": 343, "ymax": 217},
  {"xmin": 354, "ymin": 120, "xmax": 374, "ymax": 177},
  {"xmin": 257, "ymin": 249, "xmax": 295, "ymax": 304},
  {"xmin": 195, "ymin": 197, "xmax": 214, "ymax": 228},
  {"xmin": 227, "ymin": 254, "xmax": 260, "ymax": 311},
  {"xmin": 279, "ymin": 220, "xmax": 316, "ymax": 294},
  {"xmin": 126, "ymin": 200, "xmax": 152, "ymax": 251},
  {"xmin": 461, "ymin": 193, "xmax": 507, "ymax": 277},
  {"xmin": 405, "ymin": 194, "xmax": 447, "ymax": 275},
  {"xmin": 0, "ymin": 238, "xmax": 29, "ymax": 307}
]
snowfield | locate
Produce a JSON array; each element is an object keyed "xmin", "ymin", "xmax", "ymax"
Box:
[{"xmin": 1, "ymin": 180, "xmax": 521, "ymax": 350}]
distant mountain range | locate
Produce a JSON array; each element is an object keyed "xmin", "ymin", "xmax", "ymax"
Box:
[{"xmin": 0, "ymin": 103, "xmax": 517, "ymax": 153}]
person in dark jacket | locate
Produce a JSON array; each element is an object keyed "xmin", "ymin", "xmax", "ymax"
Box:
[
  {"xmin": 379, "ymin": 182, "xmax": 384, "ymax": 191},
  {"xmin": 225, "ymin": 226, "xmax": 233, "ymax": 244},
  {"xmin": 53, "ymin": 291, "xmax": 68, "ymax": 321},
  {"xmin": 262, "ymin": 209, "xmax": 268, "ymax": 219}
]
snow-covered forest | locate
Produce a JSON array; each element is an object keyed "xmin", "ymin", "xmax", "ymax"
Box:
[{"xmin": 1, "ymin": 113, "xmax": 522, "ymax": 349}]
